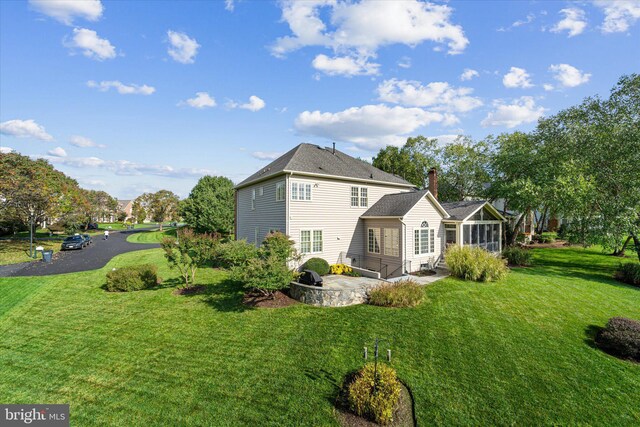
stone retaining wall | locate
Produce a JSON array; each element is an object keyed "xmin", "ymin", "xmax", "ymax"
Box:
[{"xmin": 289, "ymin": 280, "xmax": 385, "ymax": 307}]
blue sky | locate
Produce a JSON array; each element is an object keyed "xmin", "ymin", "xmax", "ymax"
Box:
[{"xmin": 1, "ymin": 0, "xmax": 639, "ymax": 199}]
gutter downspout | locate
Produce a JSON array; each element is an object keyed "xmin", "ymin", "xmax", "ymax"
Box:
[{"xmin": 400, "ymin": 218, "xmax": 407, "ymax": 275}]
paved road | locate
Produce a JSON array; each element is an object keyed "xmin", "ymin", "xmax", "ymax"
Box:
[{"xmin": 0, "ymin": 229, "xmax": 160, "ymax": 278}]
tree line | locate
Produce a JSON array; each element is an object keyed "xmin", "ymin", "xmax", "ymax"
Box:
[{"xmin": 371, "ymin": 74, "xmax": 640, "ymax": 261}]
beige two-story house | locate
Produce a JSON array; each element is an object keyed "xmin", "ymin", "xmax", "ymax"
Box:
[{"xmin": 235, "ymin": 143, "xmax": 504, "ymax": 278}]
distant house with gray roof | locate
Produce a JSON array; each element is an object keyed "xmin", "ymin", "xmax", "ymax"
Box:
[{"xmin": 235, "ymin": 143, "xmax": 505, "ymax": 278}]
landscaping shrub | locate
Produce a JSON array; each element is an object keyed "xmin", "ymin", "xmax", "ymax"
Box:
[
  {"xmin": 303, "ymin": 257, "xmax": 330, "ymax": 276},
  {"xmin": 161, "ymin": 229, "xmax": 219, "ymax": 288},
  {"xmin": 502, "ymin": 246, "xmax": 533, "ymax": 266},
  {"xmin": 347, "ymin": 363, "xmax": 401, "ymax": 425},
  {"xmin": 445, "ymin": 245, "xmax": 508, "ymax": 282},
  {"xmin": 217, "ymin": 239, "xmax": 259, "ymax": 268},
  {"xmin": 369, "ymin": 280, "xmax": 423, "ymax": 307},
  {"xmin": 533, "ymin": 234, "xmax": 556, "ymax": 244},
  {"xmin": 105, "ymin": 264, "xmax": 158, "ymax": 292},
  {"xmin": 557, "ymin": 223, "xmax": 569, "ymax": 240},
  {"xmin": 596, "ymin": 317, "xmax": 640, "ymax": 362},
  {"xmin": 614, "ymin": 262, "xmax": 640, "ymax": 287}
]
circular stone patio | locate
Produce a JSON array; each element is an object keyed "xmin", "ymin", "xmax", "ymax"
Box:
[{"xmin": 289, "ymin": 275, "xmax": 385, "ymax": 307}]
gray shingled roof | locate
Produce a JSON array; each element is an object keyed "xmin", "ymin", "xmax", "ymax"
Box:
[
  {"xmin": 440, "ymin": 200, "xmax": 487, "ymax": 221},
  {"xmin": 236, "ymin": 143, "xmax": 413, "ymax": 188},
  {"xmin": 361, "ymin": 190, "xmax": 431, "ymax": 217}
]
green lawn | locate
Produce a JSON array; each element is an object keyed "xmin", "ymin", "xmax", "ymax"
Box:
[
  {"xmin": 0, "ymin": 239, "xmax": 60, "ymax": 265},
  {"xmin": 0, "ymin": 247, "xmax": 638, "ymax": 425},
  {"xmin": 126, "ymin": 227, "xmax": 177, "ymax": 244}
]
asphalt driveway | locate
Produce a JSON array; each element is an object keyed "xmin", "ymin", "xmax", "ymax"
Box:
[{"xmin": 0, "ymin": 229, "xmax": 160, "ymax": 277}]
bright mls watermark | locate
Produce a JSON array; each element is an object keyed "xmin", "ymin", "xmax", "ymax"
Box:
[{"xmin": 1, "ymin": 405, "xmax": 69, "ymax": 426}]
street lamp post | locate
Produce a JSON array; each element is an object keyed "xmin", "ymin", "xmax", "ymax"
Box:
[{"xmin": 29, "ymin": 207, "xmax": 35, "ymax": 259}]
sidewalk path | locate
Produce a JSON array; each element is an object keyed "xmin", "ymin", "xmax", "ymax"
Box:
[{"xmin": 0, "ymin": 229, "xmax": 160, "ymax": 278}]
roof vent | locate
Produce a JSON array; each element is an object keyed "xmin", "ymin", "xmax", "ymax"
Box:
[{"xmin": 370, "ymin": 173, "xmax": 373, "ymax": 179}]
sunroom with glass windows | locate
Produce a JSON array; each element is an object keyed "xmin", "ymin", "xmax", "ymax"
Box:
[{"xmin": 440, "ymin": 201, "xmax": 506, "ymax": 253}]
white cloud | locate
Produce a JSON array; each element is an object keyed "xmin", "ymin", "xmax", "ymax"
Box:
[
  {"xmin": 43, "ymin": 155, "xmax": 213, "ymax": 178},
  {"xmin": 29, "ymin": 0, "xmax": 103, "ymax": 25},
  {"xmin": 498, "ymin": 13, "xmax": 535, "ymax": 31},
  {"xmin": 179, "ymin": 92, "xmax": 216, "ymax": 109},
  {"xmin": 594, "ymin": 0, "xmax": 640, "ymax": 33},
  {"xmin": 428, "ymin": 134, "xmax": 460, "ymax": 146},
  {"xmin": 502, "ymin": 67, "xmax": 533, "ymax": 88},
  {"xmin": 271, "ymin": 0, "xmax": 468, "ymax": 75},
  {"xmin": 460, "ymin": 68, "xmax": 479, "ymax": 81},
  {"xmin": 377, "ymin": 79, "xmax": 483, "ymax": 113},
  {"xmin": 251, "ymin": 151, "xmax": 283, "ymax": 161},
  {"xmin": 0, "ymin": 119, "xmax": 54, "ymax": 141},
  {"xmin": 0, "ymin": 147, "xmax": 14, "ymax": 154},
  {"xmin": 166, "ymin": 30, "xmax": 200, "ymax": 64},
  {"xmin": 481, "ymin": 97, "xmax": 546, "ymax": 128},
  {"xmin": 225, "ymin": 0, "xmax": 234, "ymax": 12},
  {"xmin": 295, "ymin": 104, "xmax": 452, "ymax": 150},
  {"xmin": 87, "ymin": 80, "xmax": 155, "ymax": 95},
  {"xmin": 312, "ymin": 54, "xmax": 380, "ymax": 76},
  {"xmin": 228, "ymin": 95, "xmax": 266, "ymax": 112},
  {"xmin": 551, "ymin": 8, "xmax": 587, "ymax": 37},
  {"xmin": 397, "ymin": 56, "xmax": 412, "ymax": 69},
  {"xmin": 69, "ymin": 135, "xmax": 106, "ymax": 148},
  {"xmin": 543, "ymin": 84, "xmax": 554, "ymax": 91},
  {"xmin": 47, "ymin": 146, "xmax": 67, "ymax": 157},
  {"xmin": 64, "ymin": 28, "xmax": 116, "ymax": 61},
  {"xmin": 549, "ymin": 64, "xmax": 591, "ymax": 88}
]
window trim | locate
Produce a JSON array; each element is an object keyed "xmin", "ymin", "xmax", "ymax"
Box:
[
  {"xmin": 251, "ymin": 188, "xmax": 256, "ymax": 210},
  {"xmin": 350, "ymin": 186, "xmax": 369, "ymax": 208},
  {"xmin": 275, "ymin": 181, "xmax": 285, "ymax": 202},
  {"xmin": 291, "ymin": 182, "xmax": 312, "ymax": 202},
  {"xmin": 414, "ymin": 227, "xmax": 433, "ymax": 255},
  {"xmin": 383, "ymin": 227, "xmax": 399, "ymax": 257}
]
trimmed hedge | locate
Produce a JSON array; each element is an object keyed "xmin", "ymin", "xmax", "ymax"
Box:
[
  {"xmin": 446, "ymin": 245, "xmax": 508, "ymax": 282},
  {"xmin": 614, "ymin": 262, "xmax": 640, "ymax": 287},
  {"xmin": 502, "ymin": 246, "xmax": 533, "ymax": 266},
  {"xmin": 369, "ymin": 280, "xmax": 423, "ymax": 307},
  {"xmin": 596, "ymin": 317, "xmax": 640, "ymax": 362},
  {"xmin": 303, "ymin": 257, "xmax": 330, "ymax": 276},
  {"xmin": 347, "ymin": 363, "xmax": 401, "ymax": 425},
  {"xmin": 105, "ymin": 264, "xmax": 158, "ymax": 292}
]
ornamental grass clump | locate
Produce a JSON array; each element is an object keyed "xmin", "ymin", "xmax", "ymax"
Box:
[
  {"xmin": 369, "ymin": 279, "xmax": 423, "ymax": 307},
  {"xmin": 347, "ymin": 363, "xmax": 401, "ymax": 425},
  {"xmin": 446, "ymin": 245, "xmax": 508, "ymax": 282},
  {"xmin": 502, "ymin": 246, "xmax": 533, "ymax": 266},
  {"xmin": 596, "ymin": 317, "xmax": 640, "ymax": 362}
]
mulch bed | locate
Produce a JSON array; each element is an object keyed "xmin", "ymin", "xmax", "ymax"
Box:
[
  {"xmin": 335, "ymin": 381, "xmax": 415, "ymax": 427},
  {"xmin": 173, "ymin": 285, "xmax": 207, "ymax": 295},
  {"xmin": 243, "ymin": 289, "xmax": 298, "ymax": 308},
  {"xmin": 410, "ymin": 269, "xmax": 437, "ymax": 277},
  {"xmin": 525, "ymin": 241, "xmax": 570, "ymax": 249}
]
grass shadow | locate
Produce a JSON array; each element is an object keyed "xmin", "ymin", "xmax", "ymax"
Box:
[
  {"xmin": 180, "ymin": 278, "xmax": 252, "ymax": 313},
  {"xmin": 584, "ymin": 324, "xmax": 602, "ymax": 350}
]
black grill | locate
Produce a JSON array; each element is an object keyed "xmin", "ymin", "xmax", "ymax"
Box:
[{"xmin": 299, "ymin": 270, "xmax": 323, "ymax": 286}]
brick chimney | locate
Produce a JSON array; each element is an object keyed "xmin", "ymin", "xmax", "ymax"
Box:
[{"xmin": 428, "ymin": 167, "xmax": 438, "ymax": 199}]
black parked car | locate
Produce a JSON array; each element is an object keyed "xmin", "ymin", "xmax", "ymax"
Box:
[
  {"xmin": 82, "ymin": 234, "xmax": 93, "ymax": 245},
  {"xmin": 61, "ymin": 235, "xmax": 85, "ymax": 251},
  {"xmin": 87, "ymin": 223, "xmax": 99, "ymax": 230}
]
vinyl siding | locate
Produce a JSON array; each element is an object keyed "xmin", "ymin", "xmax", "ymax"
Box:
[
  {"xmin": 288, "ymin": 175, "xmax": 411, "ymax": 265},
  {"xmin": 403, "ymin": 196, "xmax": 446, "ymax": 272},
  {"xmin": 236, "ymin": 176, "xmax": 287, "ymax": 245},
  {"xmin": 361, "ymin": 219, "xmax": 404, "ymax": 278}
]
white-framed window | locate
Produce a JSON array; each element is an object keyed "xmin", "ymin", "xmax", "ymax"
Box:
[
  {"xmin": 291, "ymin": 182, "xmax": 311, "ymax": 201},
  {"xmin": 276, "ymin": 181, "xmax": 285, "ymax": 201},
  {"xmin": 368, "ymin": 228, "xmax": 381, "ymax": 254},
  {"xmin": 414, "ymin": 223, "xmax": 434, "ymax": 255},
  {"xmin": 254, "ymin": 227, "xmax": 259, "ymax": 246},
  {"xmin": 350, "ymin": 186, "xmax": 368, "ymax": 207},
  {"xmin": 384, "ymin": 228, "xmax": 399, "ymax": 257},
  {"xmin": 251, "ymin": 189, "xmax": 256, "ymax": 210},
  {"xmin": 300, "ymin": 229, "xmax": 322, "ymax": 253},
  {"xmin": 259, "ymin": 187, "xmax": 264, "ymax": 196},
  {"xmin": 351, "ymin": 187, "xmax": 359, "ymax": 207}
]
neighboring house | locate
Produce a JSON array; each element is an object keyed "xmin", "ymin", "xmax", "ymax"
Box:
[
  {"xmin": 117, "ymin": 199, "xmax": 133, "ymax": 221},
  {"xmin": 235, "ymin": 143, "xmax": 505, "ymax": 278}
]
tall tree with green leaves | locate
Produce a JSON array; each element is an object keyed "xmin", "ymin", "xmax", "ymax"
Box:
[
  {"xmin": 180, "ymin": 175, "xmax": 235, "ymax": 235},
  {"xmin": 437, "ymin": 136, "xmax": 492, "ymax": 202},
  {"xmin": 146, "ymin": 190, "xmax": 180, "ymax": 231},
  {"xmin": 372, "ymin": 136, "xmax": 439, "ymax": 188}
]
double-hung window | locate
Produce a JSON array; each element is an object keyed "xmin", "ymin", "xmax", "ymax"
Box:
[
  {"xmin": 384, "ymin": 228, "xmax": 399, "ymax": 257},
  {"xmin": 276, "ymin": 181, "xmax": 285, "ymax": 201},
  {"xmin": 300, "ymin": 230, "xmax": 322, "ymax": 253},
  {"xmin": 368, "ymin": 228, "xmax": 381, "ymax": 254},
  {"xmin": 350, "ymin": 187, "xmax": 368, "ymax": 207},
  {"xmin": 251, "ymin": 189, "xmax": 256, "ymax": 210},
  {"xmin": 291, "ymin": 182, "xmax": 311, "ymax": 201}
]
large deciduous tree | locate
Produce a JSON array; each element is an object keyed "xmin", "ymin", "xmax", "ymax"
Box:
[
  {"xmin": 179, "ymin": 175, "xmax": 234, "ymax": 235},
  {"xmin": 134, "ymin": 190, "xmax": 180, "ymax": 231},
  {"xmin": 372, "ymin": 136, "xmax": 439, "ymax": 188}
]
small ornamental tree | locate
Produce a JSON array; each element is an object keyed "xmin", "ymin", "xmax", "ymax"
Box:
[{"xmin": 161, "ymin": 229, "xmax": 219, "ymax": 288}]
